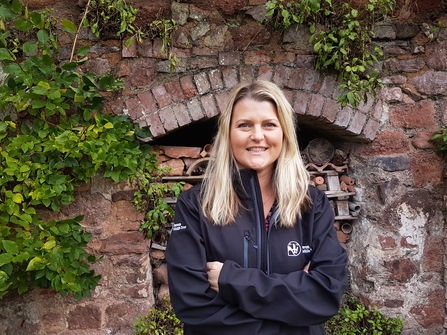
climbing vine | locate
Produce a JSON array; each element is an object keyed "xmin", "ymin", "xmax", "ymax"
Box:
[
  {"xmin": 0, "ymin": 0, "xmax": 182, "ymax": 301},
  {"xmin": 266, "ymin": 0, "xmax": 395, "ymax": 107}
]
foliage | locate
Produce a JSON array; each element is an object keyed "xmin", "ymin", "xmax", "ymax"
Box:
[
  {"xmin": 0, "ymin": 0, "xmax": 156, "ymax": 300},
  {"xmin": 430, "ymin": 126, "xmax": 447, "ymax": 155},
  {"xmin": 85, "ymin": 0, "xmax": 141, "ymax": 39},
  {"xmin": 325, "ymin": 296, "xmax": 404, "ymax": 335},
  {"xmin": 132, "ymin": 299, "xmax": 183, "ymax": 335},
  {"xmin": 132, "ymin": 159, "xmax": 184, "ymax": 240},
  {"xmin": 84, "ymin": 0, "xmax": 178, "ymax": 73},
  {"xmin": 147, "ymin": 19, "xmax": 179, "ymax": 73},
  {"xmin": 265, "ymin": 0, "xmax": 395, "ymax": 107}
]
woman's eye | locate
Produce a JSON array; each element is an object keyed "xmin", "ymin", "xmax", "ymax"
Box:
[
  {"xmin": 265, "ymin": 123, "xmax": 276, "ymax": 127},
  {"xmin": 238, "ymin": 123, "xmax": 249, "ymax": 128}
]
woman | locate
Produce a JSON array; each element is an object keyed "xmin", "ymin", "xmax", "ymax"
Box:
[{"xmin": 166, "ymin": 80, "xmax": 348, "ymax": 335}]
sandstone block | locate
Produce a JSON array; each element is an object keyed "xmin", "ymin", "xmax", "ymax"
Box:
[
  {"xmin": 427, "ymin": 39, "xmax": 447, "ymax": 70},
  {"xmin": 283, "ymin": 24, "xmax": 313, "ymax": 52},
  {"xmin": 410, "ymin": 152, "xmax": 444, "ymax": 187},
  {"xmin": 67, "ymin": 305, "xmax": 101, "ymax": 330},
  {"xmin": 383, "ymin": 57, "xmax": 425, "ymax": 73},
  {"xmin": 117, "ymin": 58, "xmax": 155, "ymax": 87},
  {"xmin": 244, "ymin": 50, "xmax": 273, "ymax": 65},
  {"xmin": 219, "ymin": 52, "xmax": 241, "ymax": 66},
  {"xmin": 357, "ymin": 131, "xmax": 411, "ymax": 157},
  {"xmin": 412, "ymin": 71, "xmax": 447, "ymax": 96},
  {"xmin": 389, "ymin": 100, "xmax": 435, "ymax": 128},
  {"xmin": 153, "ymin": 263, "xmax": 169, "ymax": 285},
  {"xmin": 384, "ymin": 258, "xmax": 418, "ymax": 283},
  {"xmin": 378, "ymin": 236, "xmax": 397, "ymax": 249},
  {"xmin": 411, "ymin": 130, "xmax": 437, "ymax": 149}
]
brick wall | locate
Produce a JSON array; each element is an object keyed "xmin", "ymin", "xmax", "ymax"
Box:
[{"xmin": 0, "ymin": 0, "xmax": 446, "ymax": 334}]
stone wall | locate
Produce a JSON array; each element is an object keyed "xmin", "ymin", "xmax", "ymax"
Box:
[{"xmin": 0, "ymin": 0, "xmax": 446, "ymax": 334}]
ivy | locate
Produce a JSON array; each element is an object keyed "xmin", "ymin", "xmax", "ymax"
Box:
[
  {"xmin": 0, "ymin": 0, "xmax": 181, "ymax": 301},
  {"xmin": 266, "ymin": 0, "xmax": 395, "ymax": 107}
]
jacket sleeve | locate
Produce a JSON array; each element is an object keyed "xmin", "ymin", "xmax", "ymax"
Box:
[
  {"xmin": 218, "ymin": 189, "xmax": 348, "ymax": 327},
  {"xmin": 165, "ymin": 190, "xmax": 281, "ymax": 334}
]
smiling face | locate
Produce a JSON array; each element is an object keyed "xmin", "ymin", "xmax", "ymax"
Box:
[{"xmin": 230, "ymin": 98, "xmax": 283, "ymax": 177}]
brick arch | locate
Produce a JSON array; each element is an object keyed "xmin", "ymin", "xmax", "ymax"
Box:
[{"xmin": 124, "ymin": 65, "xmax": 381, "ymax": 143}]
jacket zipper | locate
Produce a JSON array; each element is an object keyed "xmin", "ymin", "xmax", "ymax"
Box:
[
  {"xmin": 249, "ymin": 175, "xmax": 264, "ymax": 271},
  {"xmin": 266, "ymin": 209, "xmax": 278, "ymax": 275},
  {"xmin": 244, "ymin": 231, "xmax": 258, "ymax": 268}
]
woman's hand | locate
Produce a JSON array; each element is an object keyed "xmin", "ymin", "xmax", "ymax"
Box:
[
  {"xmin": 303, "ymin": 261, "xmax": 310, "ymax": 273},
  {"xmin": 207, "ymin": 261, "xmax": 223, "ymax": 292}
]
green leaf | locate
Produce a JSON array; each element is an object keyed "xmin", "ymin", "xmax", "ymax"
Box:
[
  {"xmin": 26, "ymin": 257, "xmax": 45, "ymax": 271},
  {"xmin": 76, "ymin": 46, "xmax": 90, "ymax": 57},
  {"xmin": 42, "ymin": 240, "xmax": 56, "ymax": 250},
  {"xmin": 37, "ymin": 29, "xmax": 49, "ymax": 44},
  {"xmin": 30, "ymin": 12, "xmax": 43, "ymax": 27},
  {"xmin": 61, "ymin": 19, "xmax": 77, "ymax": 34},
  {"xmin": 0, "ymin": 48, "xmax": 13, "ymax": 60},
  {"xmin": 14, "ymin": 18, "xmax": 33, "ymax": 31},
  {"xmin": 0, "ymin": 253, "xmax": 12, "ymax": 267},
  {"xmin": 23, "ymin": 41, "xmax": 38, "ymax": 54},
  {"xmin": 2, "ymin": 240, "xmax": 18, "ymax": 254}
]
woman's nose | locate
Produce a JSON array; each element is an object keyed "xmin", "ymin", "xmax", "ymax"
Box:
[{"xmin": 250, "ymin": 126, "xmax": 264, "ymax": 141}]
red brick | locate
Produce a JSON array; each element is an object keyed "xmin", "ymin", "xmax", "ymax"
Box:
[
  {"xmin": 161, "ymin": 158, "xmax": 186, "ymax": 176},
  {"xmin": 99, "ymin": 232, "xmax": 149, "ymax": 254},
  {"xmin": 361, "ymin": 118, "xmax": 380, "ymax": 141},
  {"xmin": 201, "ymin": 94, "xmax": 219, "ymax": 118},
  {"xmin": 146, "ymin": 114, "xmax": 166, "ymax": 137},
  {"xmin": 244, "ymin": 50, "xmax": 273, "ymax": 65},
  {"xmin": 222, "ymin": 67, "xmax": 238, "ymax": 88},
  {"xmin": 410, "ymin": 152, "xmax": 444, "ymax": 187},
  {"xmin": 188, "ymin": 56, "xmax": 219, "ymax": 69},
  {"xmin": 187, "ymin": 97, "xmax": 206, "ymax": 121},
  {"xmin": 441, "ymin": 100, "xmax": 447, "ymax": 124},
  {"xmin": 295, "ymin": 55, "xmax": 316, "ymax": 68},
  {"xmin": 165, "ymin": 81, "xmax": 185, "ymax": 103},
  {"xmin": 219, "ymin": 51, "xmax": 240, "ymax": 66},
  {"xmin": 293, "ymin": 91, "xmax": 309, "ymax": 115},
  {"xmin": 347, "ymin": 111, "xmax": 367, "ymax": 135},
  {"xmin": 272, "ymin": 65, "xmax": 291, "ymax": 88},
  {"xmin": 159, "ymin": 107, "xmax": 179, "ymax": 131},
  {"xmin": 287, "ymin": 68, "xmax": 305, "ymax": 90},
  {"xmin": 334, "ymin": 106, "xmax": 353, "ymax": 128},
  {"xmin": 138, "ymin": 91, "xmax": 157, "ymax": 114},
  {"xmin": 161, "ymin": 146, "xmax": 201, "ymax": 159},
  {"xmin": 152, "ymin": 85, "xmax": 172, "ymax": 108},
  {"xmin": 152, "ymin": 38, "xmax": 166, "ymax": 59},
  {"xmin": 137, "ymin": 39, "xmax": 153, "ymax": 57},
  {"xmin": 307, "ymin": 94, "xmax": 324, "ymax": 117},
  {"xmin": 125, "ymin": 97, "xmax": 143, "ymax": 120},
  {"xmin": 249, "ymin": 0, "xmax": 267, "ymax": 4},
  {"xmin": 378, "ymin": 236, "xmax": 397, "ymax": 249},
  {"xmin": 240, "ymin": 66, "xmax": 255, "ymax": 83},
  {"xmin": 273, "ymin": 51, "xmax": 295, "ymax": 64},
  {"xmin": 282, "ymin": 90, "xmax": 293, "ymax": 105},
  {"xmin": 180, "ymin": 75, "xmax": 199, "ymax": 99},
  {"xmin": 358, "ymin": 131, "xmax": 411, "ymax": 157},
  {"xmin": 122, "ymin": 38, "xmax": 136, "ymax": 58},
  {"xmin": 301, "ymin": 69, "xmax": 320, "ymax": 91},
  {"xmin": 319, "ymin": 75, "xmax": 338, "ymax": 98},
  {"xmin": 215, "ymin": 92, "xmax": 230, "ymax": 113},
  {"xmin": 192, "ymin": 47, "xmax": 219, "ymax": 56},
  {"xmin": 389, "ymin": 100, "xmax": 436, "ymax": 128},
  {"xmin": 208, "ymin": 69, "xmax": 224, "ymax": 90},
  {"xmin": 172, "ymin": 46, "xmax": 191, "ymax": 58},
  {"xmin": 371, "ymin": 99, "xmax": 383, "ymax": 120},
  {"xmin": 194, "ymin": 72, "xmax": 211, "ymax": 94},
  {"xmin": 117, "ymin": 58, "xmax": 155, "ymax": 87},
  {"xmin": 322, "ymin": 99, "xmax": 340, "ymax": 123},
  {"xmin": 258, "ymin": 65, "xmax": 273, "ymax": 81},
  {"xmin": 172, "ymin": 103, "xmax": 191, "ymax": 126}
]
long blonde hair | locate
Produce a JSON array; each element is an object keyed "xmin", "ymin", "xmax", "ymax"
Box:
[{"xmin": 201, "ymin": 80, "xmax": 311, "ymax": 227}]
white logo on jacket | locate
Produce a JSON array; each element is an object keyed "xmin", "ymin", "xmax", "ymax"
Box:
[{"xmin": 287, "ymin": 241, "xmax": 301, "ymax": 256}]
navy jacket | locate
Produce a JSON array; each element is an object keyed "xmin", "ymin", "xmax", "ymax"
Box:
[{"xmin": 166, "ymin": 169, "xmax": 348, "ymax": 335}]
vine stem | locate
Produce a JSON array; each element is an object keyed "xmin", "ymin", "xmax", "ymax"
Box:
[{"xmin": 70, "ymin": 0, "xmax": 92, "ymax": 62}]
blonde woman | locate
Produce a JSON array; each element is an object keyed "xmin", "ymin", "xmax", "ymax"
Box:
[{"xmin": 166, "ymin": 80, "xmax": 348, "ymax": 335}]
